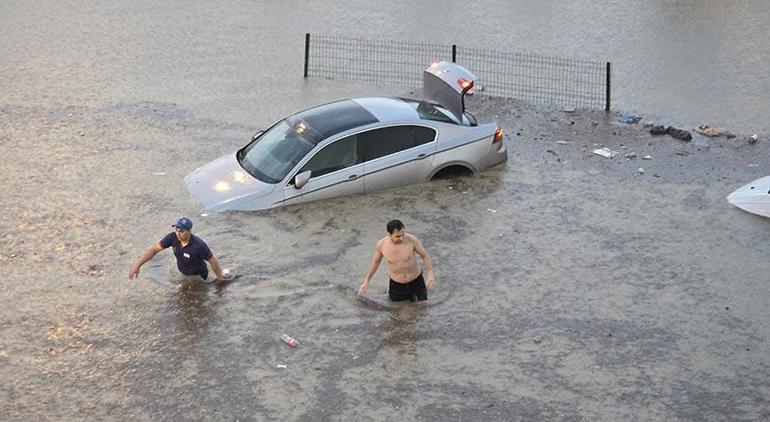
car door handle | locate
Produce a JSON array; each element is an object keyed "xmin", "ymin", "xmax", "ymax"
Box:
[
  {"xmin": 417, "ymin": 153, "xmax": 426, "ymax": 159},
  {"xmin": 348, "ymin": 174, "xmax": 358, "ymax": 180}
]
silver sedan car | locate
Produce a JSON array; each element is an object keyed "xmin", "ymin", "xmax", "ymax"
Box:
[{"xmin": 185, "ymin": 61, "xmax": 507, "ymax": 211}]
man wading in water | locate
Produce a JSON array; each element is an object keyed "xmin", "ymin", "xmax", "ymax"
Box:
[
  {"xmin": 128, "ymin": 217, "xmax": 229, "ymax": 283},
  {"xmin": 358, "ymin": 219, "xmax": 436, "ymax": 302}
]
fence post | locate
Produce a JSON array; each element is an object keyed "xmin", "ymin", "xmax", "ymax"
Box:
[
  {"xmin": 605, "ymin": 62, "xmax": 611, "ymax": 111},
  {"xmin": 304, "ymin": 33, "xmax": 310, "ymax": 78},
  {"xmin": 452, "ymin": 44, "xmax": 457, "ymax": 63}
]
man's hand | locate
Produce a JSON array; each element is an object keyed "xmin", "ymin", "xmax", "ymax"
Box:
[
  {"xmin": 128, "ymin": 265, "xmax": 140, "ymax": 280},
  {"xmin": 214, "ymin": 273, "xmax": 233, "ymax": 283},
  {"xmin": 426, "ymin": 274, "xmax": 436, "ymax": 288},
  {"xmin": 357, "ymin": 280, "xmax": 369, "ymax": 296}
]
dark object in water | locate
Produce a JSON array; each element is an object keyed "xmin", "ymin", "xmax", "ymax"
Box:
[
  {"xmin": 666, "ymin": 126, "xmax": 692, "ymax": 141},
  {"xmin": 649, "ymin": 125, "xmax": 691, "ymax": 141}
]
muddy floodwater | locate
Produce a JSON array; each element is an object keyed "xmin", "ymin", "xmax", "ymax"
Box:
[{"xmin": 2, "ymin": 2, "xmax": 770, "ymax": 421}]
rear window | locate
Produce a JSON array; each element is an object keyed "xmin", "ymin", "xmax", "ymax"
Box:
[{"xmin": 399, "ymin": 99, "xmax": 457, "ymax": 124}]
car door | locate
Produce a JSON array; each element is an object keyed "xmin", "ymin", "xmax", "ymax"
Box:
[
  {"xmin": 361, "ymin": 125, "xmax": 437, "ymax": 193},
  {"xmin": 282, "ymin": 133, "xmax": 364, "ymax": 206}
]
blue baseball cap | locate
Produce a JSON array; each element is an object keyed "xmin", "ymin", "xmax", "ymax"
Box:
[{"xmin": 172, "ymin": 217, "xmax": 193, "ymax": 231}]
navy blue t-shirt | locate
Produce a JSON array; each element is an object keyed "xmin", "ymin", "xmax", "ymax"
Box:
[{"xmin": 159, "ymin": 233, "xmax": 213, "ymax": 279}]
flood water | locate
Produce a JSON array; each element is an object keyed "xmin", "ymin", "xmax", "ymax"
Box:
[{"xmin": 2, "ymin": 1, "xmax": 769, "ymax": 420}]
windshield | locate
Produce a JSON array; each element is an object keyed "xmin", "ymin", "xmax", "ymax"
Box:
[{"xmin": 238, "ymin": 118, "xmax": 322, "ymax": 183}]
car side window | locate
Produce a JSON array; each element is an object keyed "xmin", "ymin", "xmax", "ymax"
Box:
[
  {"xmin": 413, "ymin": 126, "xmax": 436, "ymax": 146},
  {"xmin": 299, "ymin": 134, "xmax": 360, "ymax": 178},
  {"xmin": 361, "ymin": 125, "xmax": 436, "ymax": 162}
]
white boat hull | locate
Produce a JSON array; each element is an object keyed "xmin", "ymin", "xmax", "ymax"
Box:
[{"xmin": 727, "ymin": 175, "xmax": 770, "ymax": 218}]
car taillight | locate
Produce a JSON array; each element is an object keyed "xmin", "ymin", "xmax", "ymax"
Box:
[
  {"xmin": 458, "ymin": 78, "xmax": 474, "ymax": 94},
  {"xmin": 493, "ymin": 127, "xmax": 503, "ymax": 143}
]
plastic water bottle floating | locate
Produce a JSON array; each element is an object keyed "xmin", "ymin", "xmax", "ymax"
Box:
[{"xmin": 280, "ymin": 334, "xmax": 299, "ymax": 348}]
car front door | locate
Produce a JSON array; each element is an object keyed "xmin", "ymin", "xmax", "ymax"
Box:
[
  {"xmin": 361, "ymin": 125, "xmax": 437, "ymax": 193},
  {"xmin": 282, "ymin": 133, "xmax": 364, "ymax": 206}
]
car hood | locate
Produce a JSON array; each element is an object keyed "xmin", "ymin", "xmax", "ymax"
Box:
[{"xmin": 184, "ymin": 152, "xmax": 276, "ymax": 211}]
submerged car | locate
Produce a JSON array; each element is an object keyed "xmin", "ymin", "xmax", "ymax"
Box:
[{"xmin": 185, "ymin": 61, "xmax": 507, "ymax": 211}]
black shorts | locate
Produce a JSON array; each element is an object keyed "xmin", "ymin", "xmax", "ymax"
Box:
[{"xmin": 389, "ymin": 273, "xmax": 427, "ymax": 302}]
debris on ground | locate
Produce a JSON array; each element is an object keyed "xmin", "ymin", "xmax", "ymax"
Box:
[
  {"xmin": 642, "ymin": 155, "xmax": 653, "ymax": 160},
  {"xmin": 675, "ymin": 150, "xmax": 690, "ymax": 156},
  {"xmin": 638, "ymin": 167, "xmax": 645, "ymax": 174},
  {"xmin": 562, "ymin": 107, "xmax": 576, "ymax": 113},
  {"xmin": 618, "ymin": 114, "xmax": 642, "ymax": 124},
  {"xmin": 624, "ymin": 152, "xmax": 637, "ymax": 159},
  {"xmin": 83, "ymin": 264, "xmax": 104, "ymax": 277},
  {"xmin": 696, "ymin": 123, "xmax": 735, "ymax": 138},
  {"xmin": 748, "ymin": 134, "xmax": 759, "ymax": 144},
  {"xmin": 649, "ymin": 125, "xmax": 692, "ymax": 141},
  {"xmin": 667, "ymin": 126, "xmax": 692, "ymax": 141},
  {"xmin": 592, "ymin": 147, "xmax": 618, "ymax": 159}
]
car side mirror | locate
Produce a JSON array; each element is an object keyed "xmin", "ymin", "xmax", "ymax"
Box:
[
  {"xmin": 251, "ymin": 131, "xmax": 264, "ymax": 142},
  {"xmin": 294, "ymin": 170, "xmax": 311, "ymax": 189}
]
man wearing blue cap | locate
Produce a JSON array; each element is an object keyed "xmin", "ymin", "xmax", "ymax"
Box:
[{"xmin": 128, "ymin": 217, "xmax": 227, "ymax": 282}]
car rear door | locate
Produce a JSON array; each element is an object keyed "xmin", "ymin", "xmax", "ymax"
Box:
[
  {"xmin": 361, "ymin": 125, "xmax": 437, "ymax": 193},
  {"xmin": 282, "ymin": 133, "xmax": 364, "ymax": 205}
]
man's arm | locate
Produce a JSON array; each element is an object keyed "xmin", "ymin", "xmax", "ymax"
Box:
[
  {"xmin": 358, "ymin": 240, "xmax": 384, "ymax": 296},
  {"xmin": 412, "ymin": 236, "xmax": 435, "ymax": 288},
  {"xmin": 128, "ymin": 243, "xmax": 164, "ymax": 280},
  {"xmin": 206, "ymin": 255, "xmax": 226, "ymax": 281}
]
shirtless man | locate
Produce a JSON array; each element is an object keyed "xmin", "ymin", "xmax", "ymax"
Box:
[{"xmin": 358, "ymin": 219, "xmax": 436, "ymax": 302}]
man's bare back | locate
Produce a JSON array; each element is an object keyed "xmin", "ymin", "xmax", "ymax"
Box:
[{"xmin": 358, "ymin": 220, "xmax": 435, "ymax": 299}]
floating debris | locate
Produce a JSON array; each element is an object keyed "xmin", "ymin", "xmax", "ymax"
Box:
[
  {"xmin": 592, "ymin": 147, "xmax": 618, "ymax": 159},
  {"xmin": 618, "ymin": 114, "xmax": 642, "ymax": 124},
  {"xmin": 696, "ymin": 123, "xmax": 734, "ymax": 138}
]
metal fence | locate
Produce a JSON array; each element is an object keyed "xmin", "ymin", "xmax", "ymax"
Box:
[{"xmin": 304, "ymin": 33, "xmax": 611, "ymax": 111}]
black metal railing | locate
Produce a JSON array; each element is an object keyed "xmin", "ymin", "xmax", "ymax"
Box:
[{"xmin": 304, "ymin": 33, "xmax": 611, "ymax": 111}]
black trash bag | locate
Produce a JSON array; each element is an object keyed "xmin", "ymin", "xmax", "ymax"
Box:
[{"xmin": 666, "ymin": 126, "xmax": 692, "ymax": 141}]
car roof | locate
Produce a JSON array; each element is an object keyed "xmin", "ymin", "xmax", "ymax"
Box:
[
  {"xmin": 288, "ymin": 97, "xmax": 459, "ymax": 144},
  {"xmin": 289, "ymin": 99, "xmax": 380, "ymax": 144},
  {"xmin": 352, "ymin": 97, "xmax": 420, "ymax": 123}
]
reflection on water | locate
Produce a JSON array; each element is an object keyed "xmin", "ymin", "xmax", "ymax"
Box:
[{"xmin": 174, "ymin": 281, "xmax": 216, "ymax": 339}]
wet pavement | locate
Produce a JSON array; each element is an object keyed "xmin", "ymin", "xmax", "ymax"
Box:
[{"xmin": 2, "ymin": 2, "xmax": 770, "ymax": 421}]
